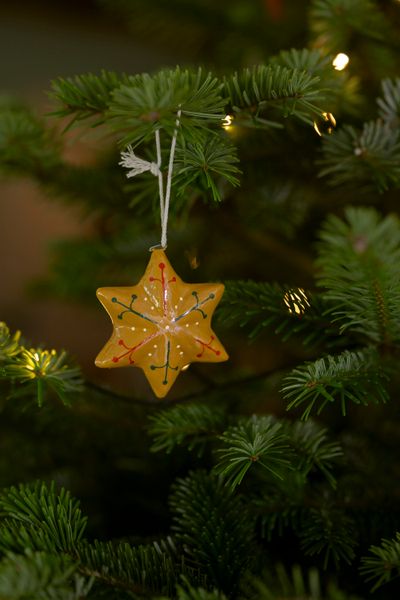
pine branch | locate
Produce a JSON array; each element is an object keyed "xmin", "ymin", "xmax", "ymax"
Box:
[
  {"xmin": 286, "ymin": 420, "xmax": 343, "ymax": 487},
  {"xmin": 75, "ymin": 538, "xmax": 183, "ymax": 595},
  {"xmin": 273, "ymin": 48, "xmax": 332, "ymax": 75},
  {"xmin": 248, "ymin": 420, "xmax": 342, "ymax": 539},
  {"xmin": 0, "ymin": 105, "xmax": 61, "ymax": 174},
  {"xmin": 250, "ymin": 471, "xmax": 306, "ymax": 540},
  {"xmin": 318, "ymin": 121, "xmax": 400, "ymax": 191},
  {"xmin": 282, "ymin": 349, "xmax": 389, "ymax": 418},
  {"xmin": 310, "ymin": 0, "xmax": 394, "ymax": 52},
  {"xmin": 2, "ymin": 347, "xmax": 83, "ymax": 407},
  {"xmin": 220, "ymin": 281, "xmax": 338, "ymax": 346},
  {"xmin": 213, "ymin": 416, "xmax": 292, "ymax": 489},
  {"xmin": 157, "ymin": 577, "xmax": 227, "ymax": 600},
  {"xmin": 224, "ymin": 65, "xmax": 323, "ymax": 126},
  {"xmin": 316, "ymin": 208, "xmax": 400, "ymax": 345},
  {"xmin": 298, "ymin": 508, "xmax": 358, "ymax": 568},
  {"xmin": 377, "ymin": 78, "xmax": 400, "ymax": 127},
  {"xmin": 170, "ymin": 471, "xmax": 255, "ymax": 595},
  {"xmin": 52, "ymin": 67, "xmax": 225, "ymax": 146},
  {"xmin": 0, "ymin": 105, "xmax": 132, "ymax": 216},
  {"xmin": 0, "ymin": 482, "xmax": 87, "ymax": 554},
  {"xmin": 108, "ymin": 67, "xmax": 226, "ymax": 147},
  {"xmin": 361, "ymin": 532, "xmax": 400, "ymax": 591},
  {"xmin": 50, "ymin": 70, "xmax": 129, "ymax": 126},
  {"xmin": 0, "ymin": 550, "xmax": 92, "ymax": 600},
  {"xmin": 245, "ymin": 563, "xmax": 359, "ymax": 600},
  {"xmin": 245, "ymin": 564, "xmax": 319, "ymax": 600},
  {"xmin": 0, "ymin": 482, "xmax": 201, "ymax": 596},
  {"xmin": 271, "ymin": 48, "xmax": 361, "ymax": 115},
  {"xmin": 174, "ymin": 134, "xmax": 241, "ymax": 203},
  {"xmin": 148, "ymin": 401, "xmax": 227, "ymax": 454},
  {"xmin": 0, "ymin": 322, "xmax": 22, "ymax": 362}
]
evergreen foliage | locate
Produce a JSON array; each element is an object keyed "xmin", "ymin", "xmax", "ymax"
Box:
[
  {"xmin": 0, "ymin": 322, "xmax": 21, "ymax": 361},
  {"xmin": 0, "ymin": 323, "xmax": 83, "ymax": 407},
  {"xmin": 159, "ymin": 579, "xmax": 227, "ymax": 600},
  {"xmin": 0, "ymin": 551, "xmax": 91, "ymax": 600},
  {"xmin": 361, "ymin": 532, "xmax": 400, "ymax": 591},
  {"xmin": 0, "ymin": 481, "xmax": 204, "ymax": 597},
  {"xmin": 377, "ymin": 78, "xmax": 400, "ymax": 125},
  {"xmin": 148, "ymin": 401, "xmax": 227, "ymax": 454},
  {"xmin": 316, "ymin": 207, "xmax": 400, "ymax": 345},
  {"xmin": 319, "ymin": 121, "xmax": 400, "ymax": 191},
  {"xmin": 244, "ymin": 563, "xmax": 359, "ymax": 600},
  {"xmin": 282, "ymin": 349, "xmax": 389, "ymax": 418},
  {"xmin": 74, "ymin": 538, "xmax": 183, "ymax": 595},
  {"xmin": 310, "ymin": 0, "xmax": 393, "ymax": 51},
  {"xmin": 0, "ymin": 104, "xmax": 61, "ymax": 175},
  {"xmin": 286, "ymin": 420, "xmax": 343, "ymax": 487},
  {"xmin": 0, "ymin": 482, "xmax": 87, "ymax": 554},
  {"xmin": 174, "ymin": 135, "xmax": 241, "ymax": 203},
  {"xmin": 170, "ymin": 471, "xmax": 255, "ymax": 596},
  {"xmin": 1, "ymin": 0, "xmax": 400, "ymax": 598},
  {"xmin": 50, "ymin": 71, "xmax": 129, "ymax": 126},
  {"xmin": 298, "ymin": 508, "xmax": 357, "ymax": 568},
  {"xmin": 214, "ymin": 416, "xmax": 291, "ymax": 489},
  {"xmin": 220, "ymin": 280, "xmax": 333, "ymax": 344},
  {"xmin": 224, "ymin": 65, "xmax": 322, "ymax": 125}
]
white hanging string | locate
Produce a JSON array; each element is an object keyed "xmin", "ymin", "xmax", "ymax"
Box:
[
  {"xmin": 160, "ymin": 107, "xmax": 181, "ymax": 249},
  {"xmin": 119, "ymin": 148, "xmax": 161, "ymax": 177},
  {"xmin": 119, "ymin": 107, "xmax": 182, "ymax": 250},
  {"xmin": 154, "ymin": 128, "xmax": 164, "ymax": 228}
]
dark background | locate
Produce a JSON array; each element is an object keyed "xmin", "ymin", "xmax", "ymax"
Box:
[{"xmin": 0, "ymin": 0, "xmax": 179, "ymax": 373}]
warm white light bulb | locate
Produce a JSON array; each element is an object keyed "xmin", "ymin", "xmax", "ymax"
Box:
[
  {"xmin": 332, "ymin": 53, "xmax": 350, "ymax": 71},
  {"xmin": 283, "ymin": 289, "xmax": 310, "ymax": 316},
  {"xmin": 222, "ymin": 114, "xmax": 233, "ymax": 130}
]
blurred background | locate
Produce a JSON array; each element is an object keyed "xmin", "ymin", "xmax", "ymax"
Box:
[{"xmin": 0, "ymin": 0, "xmax": 177, "ymax": 372}]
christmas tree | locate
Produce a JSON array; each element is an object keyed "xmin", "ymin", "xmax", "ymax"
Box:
[{"xmin": 1, "ymin": 0, "xmax": 400, "ymax": 597}]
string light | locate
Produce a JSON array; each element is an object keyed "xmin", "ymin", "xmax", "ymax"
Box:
[
  {"xmin": 313, "ymin": 112, "xmax": 336, "ymax": 137},
  {"xmin": 24, "ymin": 349, "xmax": 59, "ymax": 376},
  {"xmin": 332, "ymin": 53, "xmax": 350, "ymax": 71},
  {"xmin": 181, "ymin": 364, "xmax": 190, "ymax": 371},
  {"xmin": 283, "ymin": 289, "xmax": 310, "ymax": 316},
  {"xmin": 222, "ymin": 115, "xmax": 234, "ymax": 130}
]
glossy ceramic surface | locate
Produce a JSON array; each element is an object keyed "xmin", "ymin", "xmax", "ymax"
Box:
[{"xmin": 95, "ymin": 249, "xmax": 228, "ymax": 397}]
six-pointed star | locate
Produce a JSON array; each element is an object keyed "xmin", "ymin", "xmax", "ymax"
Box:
[{"xmin": 95, "ymin": 249, "xmax": 228, "ymax": 397}]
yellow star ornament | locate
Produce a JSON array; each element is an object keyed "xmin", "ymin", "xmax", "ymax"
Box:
[{"xmin": 95, "ymin": 249, "xmax": 228, "ymax": 397}]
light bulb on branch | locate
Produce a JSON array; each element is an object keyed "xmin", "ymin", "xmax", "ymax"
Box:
[{"xmin": 332, "ymin": 53, "xmax": 350, "ymax": 71}]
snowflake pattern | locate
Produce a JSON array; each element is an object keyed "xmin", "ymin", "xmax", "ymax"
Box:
[{"xmin": 95, "ymin": 249, "xmax": 228, "ymax": 397}]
